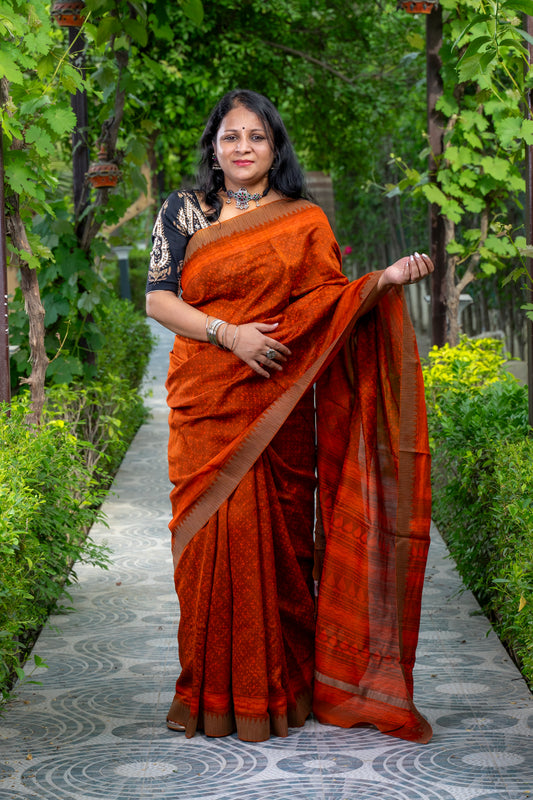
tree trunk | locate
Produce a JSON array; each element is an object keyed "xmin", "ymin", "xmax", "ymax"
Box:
[
  {"xmin": 2, "ymin": 76, "xmax": 48, "ymax": 424},
  {"xmin": 6, "ymin": 201, "xmax": 48, "ymax": 425}
]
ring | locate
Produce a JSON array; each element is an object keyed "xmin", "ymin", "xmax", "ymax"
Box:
[{"xmin": 265, "ymin": 348, "xmax": 277, "ymax": 360}]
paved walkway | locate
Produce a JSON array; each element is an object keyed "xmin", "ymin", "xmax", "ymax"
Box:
[{"xmin": 1, "ymin": 320, "xmax": 532, "ymax": 800}]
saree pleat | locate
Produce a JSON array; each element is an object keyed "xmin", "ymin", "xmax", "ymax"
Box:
[
  {"xmin": 169, "ymin": 391, "xmax": 316, "ymax": 740},
  {"xmin": 165, "ymin": 198, "xmax": 432, "ymax": 743}
]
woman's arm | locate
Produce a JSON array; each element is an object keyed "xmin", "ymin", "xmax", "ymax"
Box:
[{"xmin": 145, "ymin": 290, "xmax": 291, "ymax": 378}]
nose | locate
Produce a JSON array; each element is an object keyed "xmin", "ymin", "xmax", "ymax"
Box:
[{"xmin": 235, "ymin": 135, "xmax": 251, "ymax": 153}]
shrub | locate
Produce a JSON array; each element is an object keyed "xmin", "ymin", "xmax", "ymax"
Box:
[
  {"xmin": 423, "ymin": 337, "xmax": 533, "ymax": 689},
  {"xmin": 1, "ymin": 297, "xmax": 154, "ymax": 699},
  {"xmin": 0, "ymin": 397, "xmax": 109, "ymax": 697}
]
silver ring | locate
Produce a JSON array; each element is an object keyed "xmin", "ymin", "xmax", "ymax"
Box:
[{"xmin": 265, "ymin": 348, "xmax": 277, "ymax": 360}]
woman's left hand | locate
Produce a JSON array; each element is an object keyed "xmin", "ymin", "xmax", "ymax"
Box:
[{"xmin": 377, "ymin": 252, "xmax": 434, "ymax": 292}]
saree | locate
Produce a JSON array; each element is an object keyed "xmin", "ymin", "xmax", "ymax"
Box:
[{"xmin": 165, "ymin": 198, "xmax": 432, "ymax": 743}]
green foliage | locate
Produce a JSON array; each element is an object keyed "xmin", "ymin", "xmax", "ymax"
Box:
[
  {"xmin": 42, "ymin": 296, "xmax": 154, "ymax": 477},
  {"xmin": 0, "ymin": 396, "xmax": 109, "ymax": 697},
  {"xmin": 1, "ymin": 298, "xmax": 153, "ymax": 698},
  {"xmin": 424, "ymin": 337, "xmax": 533, "ymax": 688}
]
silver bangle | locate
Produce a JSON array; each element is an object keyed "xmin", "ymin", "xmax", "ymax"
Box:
[{"xmin": 206, "ymin": 317, "xmax": 225, "ymax": 347}]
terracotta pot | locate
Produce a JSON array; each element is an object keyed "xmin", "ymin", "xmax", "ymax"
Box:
[
  {"xmin": 397, "ymin": 1, "xmax": 437, "ymax": 12},
  {"xmin": 51, "ymin": 1, "xmax": 86, "ymax": 28},
  {"xmin": 87, "ymin": 146, "xmax": 121, "ymax": 189}
]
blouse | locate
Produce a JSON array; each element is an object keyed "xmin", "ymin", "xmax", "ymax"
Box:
[{"xmin": 146, "ymin": 190, "xmax": 210, "ymax": 295}]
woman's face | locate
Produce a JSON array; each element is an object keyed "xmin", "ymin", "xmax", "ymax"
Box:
[{"xmin": 214, "ymin": 104, "xmax": 275, "ymax": 192}]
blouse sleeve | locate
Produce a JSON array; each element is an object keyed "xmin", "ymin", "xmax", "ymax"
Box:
[{"xmin": 145, "ymin": 191, "xmax": 209, "ymax": 295}]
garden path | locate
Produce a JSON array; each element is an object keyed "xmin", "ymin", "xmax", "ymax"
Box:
[{"xmin": 1, "ymin": 320, "xmax": 532, "ymax": 800}]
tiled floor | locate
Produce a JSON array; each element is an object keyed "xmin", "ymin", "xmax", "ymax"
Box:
[{"xmin": 1, "ymin": 320, "xmax": 532, "ymax": 800}]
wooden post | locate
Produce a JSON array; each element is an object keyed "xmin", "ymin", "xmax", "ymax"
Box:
[
  {"xmin": 526, "ymin": 16, "xmax": 533, "ymax": 428},
  {"xmin": 69, "ymin": 26, "xmax": 89, "ymax": 219},
  {"xmin": 426, "ymin": 5, "xmax": 446, "ymax": 347},
  {"xmin": 0, "ymin": 121, "xmax": 11, "ymax": 407}
]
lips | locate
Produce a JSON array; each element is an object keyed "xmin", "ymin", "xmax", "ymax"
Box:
[{"xmin": 233, "ymin": 160, "xmax": 253, "ymax": 166}]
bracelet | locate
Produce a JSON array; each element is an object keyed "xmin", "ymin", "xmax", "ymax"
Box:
[
  {"xmin": 206, "ymin": 317, "xmax": 226, "ymax": 347},
  {"xmin": 218, "ymin": 322, "xmax": 230, "ymax": 350},
  {"xmin": 230, "ymin": 325, "xmax": 239, "ymax": 352}
]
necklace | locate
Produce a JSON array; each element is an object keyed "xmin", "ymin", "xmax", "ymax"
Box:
[{"xmin": 225, "ymin": 186, "xmax": 270, "ymax": 211}]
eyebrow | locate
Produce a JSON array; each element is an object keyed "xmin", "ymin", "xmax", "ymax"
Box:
[{"xmin": 222, "ymin": 127, "xmax": 266, "ymax": 133}]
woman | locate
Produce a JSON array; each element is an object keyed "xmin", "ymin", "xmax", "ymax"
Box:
[{"xmin": 146, "ymin": 89, "xmax": 433, "ymax": 744}]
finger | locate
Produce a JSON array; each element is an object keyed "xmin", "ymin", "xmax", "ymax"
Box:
[
  {"xmin": 255, "ymin": 322, "xmax": 280, "ymax": 333},
  {"xmin": 260, "ymin": 353, "xmax": 283, "ymax": 372},
  {"xmin": 411, "ymin": 253, "xmax": 423, "ymax": 282},
  {"xmin": 251, "ymin": 360, "xmax": 271, "ymax": 378},
  {"xmin": 265, "ymin": 338, "xmax": 291, "ymax": 357},
  {"xmin": 420, "ymin": 252, "xmax": 434, "ymax": 273}
]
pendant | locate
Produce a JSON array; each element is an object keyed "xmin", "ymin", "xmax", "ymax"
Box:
[{"xmin": 226, "ymin": 187, "xmax": 262, "ymax": 211}]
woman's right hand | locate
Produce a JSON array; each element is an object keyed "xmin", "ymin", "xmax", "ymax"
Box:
[{"xmin": 229, "ymin": 322, "xmax": 291, "ymax": 378}]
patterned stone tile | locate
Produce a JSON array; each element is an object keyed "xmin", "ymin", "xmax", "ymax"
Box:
[{"xmin": 1, "ymin": 319, "xmax": 532, "ymax": 800}]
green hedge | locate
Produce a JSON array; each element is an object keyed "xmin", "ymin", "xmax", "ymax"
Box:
[
  {"xmin": 0, "ymin": 398, "xmax": 110, "ymax": 695},
  {"xmin": 423, "ymin": 337, "xmax": 533, "ymax": 688},
  {"xmin": 0, "ymin": 296, "xmax": 155, "ymax": 699}
]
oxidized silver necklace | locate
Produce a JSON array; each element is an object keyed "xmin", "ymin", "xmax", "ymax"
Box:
[{"xmin": 225, "ymin": 186, "xmax": 270, "ymax": 210}]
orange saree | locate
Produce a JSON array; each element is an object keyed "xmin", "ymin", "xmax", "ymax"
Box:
[{"xmin": 165, "ymin": 198, "xmax": 432, "ymax": 743}]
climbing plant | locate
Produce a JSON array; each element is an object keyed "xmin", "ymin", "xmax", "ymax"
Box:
[{"xmin": 387, "ymin": 0, "xmax": 533, "ymax": 344}]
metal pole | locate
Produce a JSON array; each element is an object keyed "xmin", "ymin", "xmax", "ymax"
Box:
[
  {"xmin": 0, "ymin": 121, "xmax": 11, "ymax": 407},
  {"xmin": 426, "ymin": 5, "xmax": 446, "ymax": 347},
  {"xmin": 526, "ymin": 16, "xmax": 533, "ymax": 428}
]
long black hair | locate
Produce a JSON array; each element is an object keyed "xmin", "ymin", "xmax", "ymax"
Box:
[{"xmin": 197, "ymin": 89, "xmax": 306, "ymax": 222}]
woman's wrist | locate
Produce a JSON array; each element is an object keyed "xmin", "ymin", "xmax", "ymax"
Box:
[{"xmin": 205, "ymin": 316, "xmax": 239, "ymax": 352}]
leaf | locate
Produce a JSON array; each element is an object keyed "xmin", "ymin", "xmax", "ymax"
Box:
[
  {"xmin": 406, "ymin": 32, "xmax": 425, "ymax": 51},
  {"xmin": 96, "ymin": 16, "xmax": 121, "ymax": 47},
  {"xmin": 481, "ymin": 156, "xmax": 512, "ymax": 181},
  {"xmin": 0, "ymin": 49, "xmax": 23, "ymax": 84},
  {"xmin": 25, "ymin": 124, "xmax": 54, "ymax": 157},
  {"xmin": 124, "ymin": 18, "xmax": 148, "ymax": 46},
  {"xmin": 517, "ymin": 27, "xmax": 533, "ymax": 48},
  {"xmin": 4, "ymin": 154, "xmax": 35, "ymax": 195},
  {"xmin": 180, "ymin": 0, "xmax": 204, "ymax": 25},
  {"xmin": 422, "ymin": 183, "xmax": 448, "ymax": 206},
  {"xmin": 521, "ymin": 119, "xmax": 533, "ymax": 145},
  {"xmin": 518, "ymin": 594, "xmax": 527, "ymax": 612},
  {"xmin": 42, "ymin": 105, "xmax": 76, "ymax": 136},
  {"xmin": 494, "ymin": 115, "xmax": 522, "ymax": 148},
  {"xmin": 452, "ymin": 13, "xmax": 491, "ymax": 50},
  {"xmin": 503, "ymin": 0, "xmax": 533, "ymax": 14}
]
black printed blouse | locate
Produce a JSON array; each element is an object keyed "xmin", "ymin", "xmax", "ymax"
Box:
[{"xmin": 146, "ymin": 190, "xmax": 210, "ymax": 295}]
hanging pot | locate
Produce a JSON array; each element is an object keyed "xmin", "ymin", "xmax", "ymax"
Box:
[
  {"xmin": 51, "ymin": 1, "xmax": 86, "ymax": 28},
  {"xmin": 87, "ymin": 146, "xmax": 121, "ymax": 189},
  {"xmin": 397, "ymin": 1, "xmax": 438, "ymax": 12}
]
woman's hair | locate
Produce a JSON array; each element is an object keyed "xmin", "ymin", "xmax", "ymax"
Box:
[{"xmin": 197, "ymin": 89, "xmax": 306, "ymax": 221}]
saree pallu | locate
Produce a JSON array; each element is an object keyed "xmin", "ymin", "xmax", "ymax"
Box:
[{"xmin": 165, "ymin": 198, "xmax": 432, "ymax": 743}]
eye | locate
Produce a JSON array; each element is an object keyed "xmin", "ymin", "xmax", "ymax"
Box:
[
  {"xmin": 252, "ymin": 134, "xmax": 265, "ymax": 141},
  {"xmin": 222, "ymin": 134, "xmax": 237, "ymax": 141}
]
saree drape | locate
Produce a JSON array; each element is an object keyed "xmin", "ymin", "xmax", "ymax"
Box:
[{"xmin": 165, "ymin": 198, "xmax": 432, "ymax": 743}]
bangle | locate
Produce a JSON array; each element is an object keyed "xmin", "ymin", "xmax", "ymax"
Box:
[
  {"xmin": 218, "ymin": 322, "xmax": 229, "ymax": 350},
  {"xmin": 206, "ymin": 317, "xmax": 226, "ymax": 347},
  {"xmin": 230, "ymin": 325, "xmax": 239, "ymax": 352}
]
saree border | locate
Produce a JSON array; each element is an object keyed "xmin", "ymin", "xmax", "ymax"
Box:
[{"xmin": 185, "ymin": 197, "xmax": 313, "ymax": 261}]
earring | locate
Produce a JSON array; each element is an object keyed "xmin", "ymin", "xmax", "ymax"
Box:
[{"xmin": 212, "ymin": 152, "xmax": 222, "ymax": 171}]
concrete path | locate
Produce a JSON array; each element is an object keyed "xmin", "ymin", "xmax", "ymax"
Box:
[{"xmin": 1, "ymin": 320, "xmax": 532, "ymax": 800}]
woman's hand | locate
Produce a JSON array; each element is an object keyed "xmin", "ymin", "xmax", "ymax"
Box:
[
  {"xmin": 377, "ymin": 252, "xmax": 434, "ymax": 292},
  {"xmin": 230, "ymin": 321, "xmax": 291, "ymax": 378}
]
